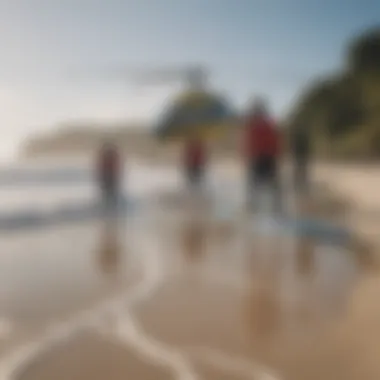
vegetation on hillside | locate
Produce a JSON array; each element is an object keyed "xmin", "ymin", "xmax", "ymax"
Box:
[{"xmin": 287, "ymin": 27, "xmax": 380, "ymax": 159}]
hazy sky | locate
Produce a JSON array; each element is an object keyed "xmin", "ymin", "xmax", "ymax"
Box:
[{"xmin": 0, "ymin": 0, "xmax": 378, "ymax": 160}]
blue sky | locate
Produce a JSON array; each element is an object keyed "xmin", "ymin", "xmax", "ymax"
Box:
[{"xmin": 0, "ymin": 0, "xmax": 378, "ymax": 160}]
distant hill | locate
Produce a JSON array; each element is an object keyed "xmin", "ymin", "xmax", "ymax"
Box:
[
  {"xmin": 21, "ymin": 122, "xmax": 240, "ymax": 161},
  {"xmin": 22, "ymin": 123, "xmax": 173, "ymax": 161},
  {"xmin": 287, "ymin": 27, "xmax": 380, "ymax": 159}
]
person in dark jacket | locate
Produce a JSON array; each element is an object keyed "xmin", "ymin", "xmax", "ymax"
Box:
[
  {"xmin": 242, "ymin": 98, "xmax": 283, "ymax": 212},
  {"xmin": 183, "ymin": 137, "xmax": 207, "ymax": 190},
  {"xmin": 291, "ymin": 124, "xmax": 311, "ymax": 193},
  {"xmin": 96, "ymin": 141, "xmax": 122, "ymax": 213}
]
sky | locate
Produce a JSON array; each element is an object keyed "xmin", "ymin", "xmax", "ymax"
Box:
[{"xmin": 0, "ymin": 0, "xmax": 379, "ymax": 161}]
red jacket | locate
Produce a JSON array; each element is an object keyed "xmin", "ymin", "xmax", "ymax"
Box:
[
  {"xmin": 243, "ymin": 116, "xmax": 281, "ymax": 159},
  {"xmin": 184, "ymin": 140, "xmax": 206, "ymax": 168}
]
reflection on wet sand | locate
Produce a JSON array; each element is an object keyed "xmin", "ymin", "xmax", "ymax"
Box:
[
  {"xmin": 245, "ymin": 259, "xmax": 282, "ymax": 345},
  {"xmin": 243, "ymin": 230, "xmax": 314, "ymax": 350},
  {"xmin": 237, "ymin": 208, "xmax": 370, "ymax": 359},
  {"xmin": 295, "ymin": 236, "xmax": 315, "ymax": 277},
  {"xmin": 0, "ymin": 220, "xmax": 136, "ymax": 344},
  {"xmin": 3, "ymin": 188, "xmax": 380, "ymax": 380},
  {"xmin": 97, "ymin": 219, "xmax": 122, "ymax": 278},
  {"xmin": 180, "ymin": 216, "xmax": 207, "ymax": 263}
]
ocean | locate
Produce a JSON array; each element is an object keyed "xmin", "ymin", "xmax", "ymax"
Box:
[{"xmin": 0, "ymin": 159, "xmax": 184, "ymax": 232}]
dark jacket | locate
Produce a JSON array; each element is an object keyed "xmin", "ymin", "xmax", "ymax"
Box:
[
  {"xmin": 292, "ymin": 127, "xmax": 311, "ymax": 159},
  {"xmin": 97, "ymin": 145, "xmax": 121, "ymax": 186}
]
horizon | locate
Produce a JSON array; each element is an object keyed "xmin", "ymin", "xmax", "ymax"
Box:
[{"xmin": 1, "ymin": 0, "xmax": 379, "ymax": 162}]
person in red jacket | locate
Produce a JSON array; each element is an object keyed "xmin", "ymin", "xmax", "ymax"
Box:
[
  {"xmin": 183, "ymin": 137, "xmax": 207, "ymax": 190},
  {"xmin": 242, "ymin": 98, "xmax": 282, "ymax": 212},
  {"xmin": 96, "ymin": 141, "xmax": 122, "ymax": 213}
]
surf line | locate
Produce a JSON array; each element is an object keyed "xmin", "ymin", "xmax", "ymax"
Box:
[
  {"xmin": 99, "ymin": 239, "xmax": 284, "ymax": 380},
  {"xmin": 95, "ymin": 233, "xmax": 199, "ymax": 380},
  {"xmin": 0, "ymin": 231, "xmax": 166, "ymax": 380}
]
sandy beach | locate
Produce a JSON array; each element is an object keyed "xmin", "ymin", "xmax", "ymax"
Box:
[{"xmin": 0, "ymin": 163, "xmax": 380, "ymax": 380}]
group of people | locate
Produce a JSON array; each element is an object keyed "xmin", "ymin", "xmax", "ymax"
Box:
[
  {"xmin": 183, "ymin": 98, "xmax": 311, "ymax": 211},
  {"xmin": 94, "ymin": 98, "xmax": 311, "ymax": 213}
]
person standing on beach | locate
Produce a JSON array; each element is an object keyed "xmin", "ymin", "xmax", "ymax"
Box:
[
  {"xmin": 242, "ymin": 97, "xmax": 283, "ymax": 213},
  {"xmin": 291, "ymin": 124, "xmax": 311, "ymax": 193},
  {"xmin": 183, "ymin": 136, "xmax": 207, "ymax": 191},
  {"xmin": 96, "ymin": 141, "xmax": 122, "ymax": 215}
]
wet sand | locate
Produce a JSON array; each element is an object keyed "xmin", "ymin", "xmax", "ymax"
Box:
[
  {"xmin": 0, "ymin": 218, "xmax": 140, "ymax": 358},
  {"xmin": 16, "ymin": 333, "xmax": 172, "ymax": 380},
  {"xmin": 315, "ymin": 163, "xmax": 380, "ymax": 260},
  {"xmin": 133, "ymin": 218, "xmax": 372, "ymax": 380},
  {"xmin": 1, "ymin": 183, "xmax": 380, "ymax": 380}
]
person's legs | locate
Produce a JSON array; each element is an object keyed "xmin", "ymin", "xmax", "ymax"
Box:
[
  {"xmin": 187, "ymin": 164, "xmax": 200, "ymax": 189},
  {"xmin": 251, "ymin": 156, "xmax": 272, "ymax": 212},
  {"xmin": 294, "ymin": 158, "xmax": 300, "ymax": 191},
  {"xmin": 301, "ymin": 156, "xmax": 310, "ymax": 193},
  {"xmin": 294, "ymin": 155, "xmax": 309, "ymax": 194},
  {"xmin": 266, "ymin": 157, "xmax": 282, "ymax": 214},
  {"xmin": 294, "ymin": 157, "xmax": 302, "ymax": 191},
  {"xmin": 273, "ymin": 171, "xmax": 283, "ymax": 215},
  {"xmin": 185, "ymin": 165, "xmax": 194, "ymax": 189},
  {"xmin": 100, "ymin": 183, "xmax": 108, "ymax": 207},
  {"xmin": 101, "ymin": 181, "xmax": 119, "ymax": 219},
  {"xmin": 246, "ymin": 159, "xmax": 257, "ymax": 210},
  {"xmin": 195, "ymin": 164, "xmax": 204, "ymax": 188}
]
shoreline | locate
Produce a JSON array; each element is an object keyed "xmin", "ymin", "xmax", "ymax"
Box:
[
  {"xmin": 313, "ymin": 164, "xmax": 380, "ymax": 267},
  {"xmin": 0, "ymin": 166, "xmax": 379, "ymax": 379}
]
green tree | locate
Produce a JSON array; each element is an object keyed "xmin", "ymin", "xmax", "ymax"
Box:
[{"xmin": 287, "ymin": 26, "xmax": 380, "ymax": 159}]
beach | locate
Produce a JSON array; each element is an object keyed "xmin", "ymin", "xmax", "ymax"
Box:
[{"xmin": 0, "ymin": 161, "xmax": 380, "ymax": 380}]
